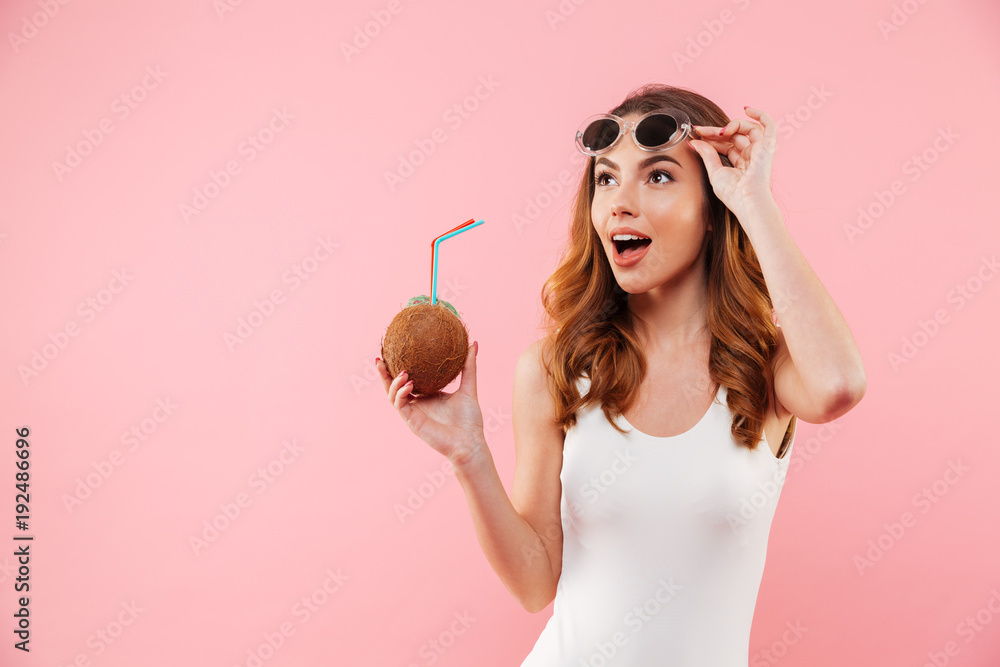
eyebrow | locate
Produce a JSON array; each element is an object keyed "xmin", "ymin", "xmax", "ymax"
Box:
[{"xmin": 595, "ymin": 155, "xmax": 683, "ymax": 171}]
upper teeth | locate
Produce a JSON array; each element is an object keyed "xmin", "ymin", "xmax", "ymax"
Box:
[{"xmin": 613, "ymin": 234, "xmax": 649, "ymax": 241}]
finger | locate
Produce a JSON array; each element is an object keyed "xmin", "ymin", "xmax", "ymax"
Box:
[
  {"xmin": 692, "ymin": 130, "xmax": 752, "ymax": 155},
  {"xmin": 376, "ymin": 358, "xmax": 391, "ymax": 393},
  {"xmin": 379, "ymin": 359, "xmax": 403, "ymax": 396},
  {"xmin": 733, "ymin": 140, "xmax": 752, "ymax": 167},
  {"xmin": 458, "ymin": 342, "xmax": 478, "ymax": 400},
  {"xmin": 744, "ymin": 107, "xmax": 778, "ymax": 152},
  {"xmin": 756, "ymin": 108, "xmax": 779, "ymax": 151},
  {"xmin": 691, "ymin": 133, "xmax": 751, "ymax": 171},
  {"xmin": 714, "ymin": 119, "xmax": 764, "ymax": 143},
  {"xmin": 387, "ymin": 368, "xmax": 408, "ymax": 401},
  {"xmin": 744, "ymin": 106, "xmax": 775, "ymax": 130},
  {"xmin": 694, "ymin": 120, "xmax": 738, "ymax": 138},
  {"xmin": 688, "ymin": 138, "xmax": 723, "ymax": 173},
  {"xmin": 377, "ymin": 359, "xmax": 393, "ymax": 395},
  {"xmin": 728, "ymin": 145, "xmax": 747, "ymax": 170},
  {"xmin": 394, "ymin": 378, "xmax": 415, "ymax": 411}
]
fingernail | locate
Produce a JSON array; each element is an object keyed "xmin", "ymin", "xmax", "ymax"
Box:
[
  {"xmin": 375, "ymin": 356, "xmax": 380, "ymax": 365},
  {"xmin": 719, "ymin": 127, "xmax": 725, "ymax": 136},
  {"xmin": 397, "ymin": 369, "xmax": 406, "ymax": 378},
  {"xmin": 474, "ymin": 340, "xmax": 478, "ymax": 356}
]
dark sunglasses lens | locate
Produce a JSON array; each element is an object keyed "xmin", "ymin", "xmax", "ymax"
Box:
[
  {"xmin": 582, "ymin": 118, "xmax": 620, "ymax": 152},
  {"xmin": 636, "ymin": 114, "xmax": 679, "ymax": 148}
]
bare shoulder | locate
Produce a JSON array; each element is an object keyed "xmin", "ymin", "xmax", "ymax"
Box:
[
  {"xmin": 512, "ymin": 335, "xmax": 563, "ymax": 465},
  {"xmin": 515, "ymin": 335, "xmax": 559, "ymax": 396}
]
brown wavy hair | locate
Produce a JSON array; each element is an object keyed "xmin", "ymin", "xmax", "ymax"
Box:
[{"xmin": 538, "ymin": 83, "xmax": 793, "ymax": 452}]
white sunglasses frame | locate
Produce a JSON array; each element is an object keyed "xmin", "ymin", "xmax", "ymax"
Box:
[{"xmin": 575, "ymin": 107, "xmax": 694, "ymax": 156}]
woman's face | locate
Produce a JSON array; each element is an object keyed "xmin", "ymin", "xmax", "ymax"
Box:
[{"xmin": 590, "ymin": 112, "xmax": 710, "ymax": 293}]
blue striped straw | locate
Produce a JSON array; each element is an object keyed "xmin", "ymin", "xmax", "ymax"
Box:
[{"xmin": 431, "ymin": 219, "xmax": 484, "ymax": 305}]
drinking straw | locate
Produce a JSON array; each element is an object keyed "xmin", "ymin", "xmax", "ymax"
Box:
[{"xmin": 430, "ymin": 218, "xmax": 484, "ymax": 305}]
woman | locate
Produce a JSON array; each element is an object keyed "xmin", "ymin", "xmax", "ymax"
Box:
[{"xmin": 377, "ymin": 83, "xmax": 866, "ymax": 665}]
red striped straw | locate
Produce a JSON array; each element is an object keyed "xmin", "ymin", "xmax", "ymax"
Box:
[{"xmin": 430, "ymin": 218, "xmax": 483, "ymax": 305}]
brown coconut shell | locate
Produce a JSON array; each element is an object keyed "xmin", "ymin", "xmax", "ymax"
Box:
[{"xmin": 381, "ymin": 302, "xmax": 469, "ymax": 396}]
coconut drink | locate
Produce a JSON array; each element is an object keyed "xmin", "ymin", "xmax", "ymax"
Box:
[
  {"xmin": 379, "ymin": 218, "xmax": 483, "ymax": 396},
  {"xmin": 381, "ymin": 296, "xmax": 469, "ymax": 395}
]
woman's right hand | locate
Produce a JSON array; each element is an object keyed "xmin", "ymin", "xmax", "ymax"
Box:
[{"xmin": 376, "ymin": 341, "xmax": 486, "ymax": 465}]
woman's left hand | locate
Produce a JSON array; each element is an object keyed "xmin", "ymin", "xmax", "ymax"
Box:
[{"xmin": 687, "ymin": 106, "xmax": 777, "ymax": 218}]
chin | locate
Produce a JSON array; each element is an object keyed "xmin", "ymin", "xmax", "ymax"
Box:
[{"xmin": 612, "ymin": 274, "xmax": 651, "ymax": 294}]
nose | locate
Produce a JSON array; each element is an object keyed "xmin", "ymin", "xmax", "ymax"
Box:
[{"xmin": 610, "ymin": 179, "xmax": 638, "ymax": 218}]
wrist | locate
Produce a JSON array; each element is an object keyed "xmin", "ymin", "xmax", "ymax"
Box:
[
  {"xmin": 449, "ymin": 434, "xmax": 489, "ymax": 473},
  {"xmin": 734, "ymin": 196, "xmax": 781, "ymax": 223}
]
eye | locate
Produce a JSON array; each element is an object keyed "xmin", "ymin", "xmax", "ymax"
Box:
[
  {"xmin": 593, "ymin": 169, "xmax": 674, "ymax": 188},
  {"xmin": 594, "ymin": 170, "xmax": 615, "ymax": 187},
  {"xmin": 649, "ymin": 169, "xmax": 674, "ymax": 184}
]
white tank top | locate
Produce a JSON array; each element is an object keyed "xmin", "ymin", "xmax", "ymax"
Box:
[{"xmin": 520, "ymin": 374, "xmax": 795, "ymax": 666}]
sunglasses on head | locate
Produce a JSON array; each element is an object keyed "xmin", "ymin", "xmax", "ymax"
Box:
[{"xmin": 575, "ymin": 107, "xmax": 693, "ymax": 156}]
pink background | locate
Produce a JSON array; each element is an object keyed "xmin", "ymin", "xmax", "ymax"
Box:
[{"xmin": 2, "ymin": 0, "xmax": 999, "ymax": 665}]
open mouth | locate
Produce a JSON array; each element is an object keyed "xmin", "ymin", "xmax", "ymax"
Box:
[{"xmin": 613, "ymin": 237, "xmax": 652, "ymax": 258}]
